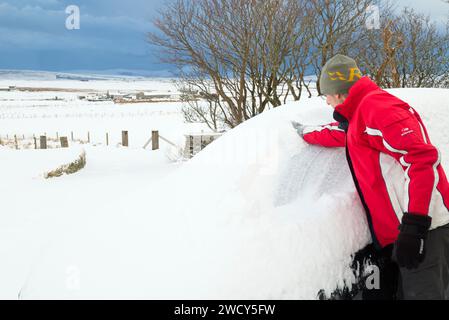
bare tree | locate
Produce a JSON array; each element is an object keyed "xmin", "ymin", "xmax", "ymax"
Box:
[
  {"xmin": 357, "ymin": 19, "xmax": 404, "ymax": 88},
  {"xmin": 282, "ymin": 3, "xmax": 314, "ymax": 101},
  {"xmin": 149, "ymin": 0, "xmax": 307, "ymax": 130},
  {"xmin": 178, "ymin": 70, "xmax": 225, "ymax": 132},
  {"xmin": 304, "ymin": 0, "xmax": 373, "ymax": 94},
  {"xmin": 395, "ymin": 9, "xmax": 449, "ymax": 88},
  {"xmin": 358, "ymin": 7, "xmax": 449, "ymax": 88}
]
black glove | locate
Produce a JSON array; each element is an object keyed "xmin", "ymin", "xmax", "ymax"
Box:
[
  {"xmin": 395, "ymin": 213, "xmax": 432, "ymax": 270},
  {"xmin": 291, "ymin": 121, "xmax": 305, "ymax": 137}
]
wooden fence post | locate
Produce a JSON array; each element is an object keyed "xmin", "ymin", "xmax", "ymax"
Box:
[
  {"xmin": 71, "ymin": 131, "xmax": 74, "ymax": 141},
  {"xmin": 40, "ymin": 136, "xmax": 47, "ymax": 149},
  {"xmin": 152, "ymin": 131, "xmax": 159, "ymax": 150},
  {"xmin": 60, "ymin": 136, "xmax": 69, "ymax": 148},
  {"xmin": 34, "ymin": 135, "xmax": 37, "ymax": 149},
  {"xmin": 87, "ymin": 131, "xmax": 90, "ymax": 144},
  {"xmin": 106, "ymin": 133, "xmax": 109, "ymax": 146},
  {"xmin": 14, "ymin": 134, "xmax": 18, "ymax": 150},
  {"xmin": 122, "ymin": 130, "xmax": 128, "ymax": 147},
  {"xmin": 189, "ymin": 135, "xmax": 194, "ymax": 157}
]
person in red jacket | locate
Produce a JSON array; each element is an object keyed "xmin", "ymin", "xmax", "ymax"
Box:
[{"xmin": 293, "ymin": 54, "xmax": 449, "ymax": 299}]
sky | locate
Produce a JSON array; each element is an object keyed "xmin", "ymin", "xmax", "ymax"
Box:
[
  {"xmin": 0, "ymin": 0, "xmax": 448, "ymax": 75},
  {"xmin": 0, "ymin": 0, "xmax": 169, "ymax": 75}
]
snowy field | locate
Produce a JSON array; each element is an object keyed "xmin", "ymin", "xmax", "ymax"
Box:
[
  {"xmin": 0, "ymin": 73, "xmax": 191, "ymax": 150},
  {"xmin": 1, "ymin": 72, "xmax": 449, "ymax": 299}
]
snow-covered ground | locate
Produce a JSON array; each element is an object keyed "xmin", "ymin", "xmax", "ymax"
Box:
[
  {"xmin": 0, "ymin": 145, "xmax": 179, "ymax": 298},
  {"xmin": 1, "ymin": 72, "xmax": 448, "ymax": 299},
  {"xmin": 0, "ymin": 73, "xmax": 190, "ymax": 149}
]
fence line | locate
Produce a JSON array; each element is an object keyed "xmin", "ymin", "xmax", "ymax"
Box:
[{"xmin": 0, "ymin": 130, "xmax": 179, "ymax": 151}]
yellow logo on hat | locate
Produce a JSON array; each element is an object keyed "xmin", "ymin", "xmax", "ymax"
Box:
[
  {"xmin": 327, "ymin": 68, "xmax": 362, "ymax": 82},
  {"xmin": 328, "ymin": 71, "xmax": 346, "ymax": 81}
]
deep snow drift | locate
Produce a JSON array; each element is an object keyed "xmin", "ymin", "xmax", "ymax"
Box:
[{"xmin": 16, "ymin": 88, "xmax": 449, "ymax": 300}]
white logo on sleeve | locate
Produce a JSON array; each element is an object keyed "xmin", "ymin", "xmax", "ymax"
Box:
[{"xmin": 401, "ymin": 127, "xmax": 414, "ymax": 136}]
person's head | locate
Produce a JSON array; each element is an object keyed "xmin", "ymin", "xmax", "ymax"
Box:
[{"xmin": 319, "ymin": 54, "xmax": 363, "ymax": 108}]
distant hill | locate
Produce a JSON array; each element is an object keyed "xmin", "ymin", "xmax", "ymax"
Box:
[{"xmin": 0, "ymin": 69, "xmax": 175, "ymax": 81}]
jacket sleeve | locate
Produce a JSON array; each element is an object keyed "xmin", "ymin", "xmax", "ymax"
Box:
[
  {"xmin": 302, "ymin": 122, "xmax": 346, "ymax": 148},
  {"xmin": 365, "ymin": 111, "xmax": 440, "ymax": 216}
]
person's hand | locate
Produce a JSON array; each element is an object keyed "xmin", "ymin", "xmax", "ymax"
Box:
[
  {"xmin": 291, "ymin": 121, "xmax": 305, "ymax": 137},
  {"xmin": 395, "ymin": 213, "xmax": 432, "ymax": 270}
]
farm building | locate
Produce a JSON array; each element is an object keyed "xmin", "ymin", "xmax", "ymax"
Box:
[{"xmin": 0, "ymin": 86, "xmax": 16, "ymax": 92}]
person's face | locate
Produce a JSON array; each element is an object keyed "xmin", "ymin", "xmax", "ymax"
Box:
[{"xmin": 325, "ymin": 94, "xmax": 346, "ymax": 108}]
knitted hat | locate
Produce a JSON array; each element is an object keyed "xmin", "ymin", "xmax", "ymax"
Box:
[{"xmin": 319, "ymin": 54, "xmax": 363, "ymax": 95}]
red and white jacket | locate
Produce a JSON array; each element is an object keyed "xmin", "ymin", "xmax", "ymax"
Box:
[{"xmin": 303, "ymin": 76, "xmax": 449, "ymax": 248}]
